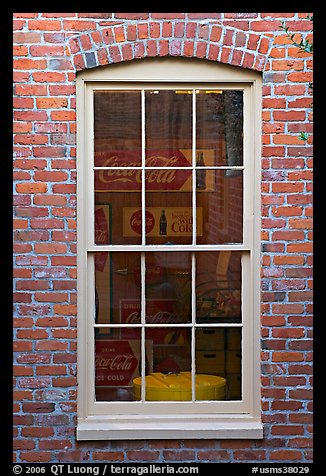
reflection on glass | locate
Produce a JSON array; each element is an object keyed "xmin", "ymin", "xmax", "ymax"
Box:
[
  {"xmin": 146, "ymin": 90, "xmax": 192, "ymax": 163},
  {"xmin": 136, "ymin": 327, "xmax": 191, "ymax": 401},
  {"xmin": 95, "ymin": 330, "xmax": 141, "ymax": 401},
  {"xmin": 94, "ymin": 91, "xmax": 141, "ymax": 167},
  {"xmin": 145, "ymin": 169, "xmax": 193, "ymax": 245},
  {"xmin": 195, "ymin": 327, "xmax": 242, "ymax": 400},
  {"xmin": 145, "ymin": 252, "xmax": 191, "ymax": 324},
  {"xmin": 95, "ymin": 252, "xmax": 141, "ymax": 327},
  {"xmin": 196, "ymin": 90, "xmax": 243, "ymax": 167},
  {"xmin": 94, "ymin": 171, "xmax": 142, "ymax": 245},
  {"xmin": 149, "ymin": 327, "xmax": 191, "ymax": 373},
  {"xmin": 196, "ymin": 251, "xmax": 241, "ymax": 323},
  {"xmin": 196, "ymin": 170, "xmax": 243, "ymax": 244}
]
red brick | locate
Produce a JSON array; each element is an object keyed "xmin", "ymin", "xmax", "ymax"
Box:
[
  {"xmin": 22, "ymin": 402, "xmax": 55, "ymax": 413},
  {"xmin": 50, "ymin": 110, "xmax": 76, "ymax": 121},
  {"xmin": 13, "ymin": 31, "xmax": 42, "ymax": 43},
  {"xmin": 121, "ymin": 44, "xmax": 133, "ymax": 61},
  {"xmin": 13, "ymin": 45, "xmax": 28, "ymax": 56},
  {"xmin": 13, "ymin": 122, "xmax": 33, "ymax": 133},
  {"xmin": 272, "ymin": 351, "xmax": 304, "ymax": 362},
  {"xmin": 36, "ymin": 97, "xmax": 68, "ymax": 109},
  {"xmin": 30, "ymin": 218, "xmax": 64, "ymax": 229},
  {"xmin": 287, "ymin": 243, "xmax": 313, "ymax": 253},
  {"xmin": 13, "ymin": 365, "xmax": 33, "ymax": 376},
  {"xmin": 126, "ymin": 450, "xmax": 160, "ymax": 461},
  {"xmin": 79, "ymin": 34, "xmax": 92, "ymax": 51},
  {"xmin": 289, "ymin": 388, "xmax": 313, "ymax": 399},
  {"xmin": 35, "ymin": 341, "xmax": 68, "ymax": 351},
  {"xmin": 16, "ymin": 280, "xmax": 49, "ymax": 291},
  {"xmin": 270, "ymin": 450, "xmax": 303, "ymax": 460},
  {"xmin": 53, "ymin": 377, "xmax": 77, "ymax": 387},
  {"xmin": 14, "ymin": 58, "xmax": 47, "ymax": 70},
  {"xmin": 21, "ymin": 426, "xmax": 54, "ymax": 438},
  {"xmin": 32, "ymin": 71, "xmax": 66, "ymax": 82},
  {"xmin": 271, "ymin": 425, "xmax": 304, "ymax": 436},
  {"xmin": 14, "ymin": 440, "xmax": 36, "ymax": 450},
  {"xmin": 28, "ymin": 20, "xmax": 62, "ymax": 30},
  {"xmin": 21, "ymin": 452, "xmax": 52, "ymax": 462},
  {"xmin": 36, "ymin": 365, "xmax": 67, "ymax": 375},
  {"xmin": 63, "ymin": 20, "xmax": 97, "ymax": 30},
  {"xmin": 14, "ymin": 72, "xmax": 31, "ymax": 82},
  {"xmin": 35, "ymin": 292, "xmax": 68, "ymax": 302},
  {"xmin": 34, "ymin": 171, "xmax": 68, "ymax": 182},
  {"xmin": 44, "ymin": 32, "xmax": 66, "ymax": 43},
  {"xmin": 39, "ymin": 439, "xmax": 73, "ymax": 450},
  {"xmin": 53, "ymin": 304, "xmax": 77, "ymax": 315},
  {"xmin": 14, "ymin": 134, "xmax": 48, "ymax": 145},
  {"xmin": 30, "ymin": 45, "xmax": 65, "ymax": 56},
  {"xmin": 233, "ymin": 450, "xmax": 266, "ymax": 460},
  {"xmin": 36, "ymin": 317, "xmax": 68, "ymax": 327},
  {"xmin": 15, "ymin": 111, "xmax": 48, "ymax": 122},
  {"xmin": 16, "ymin": 183, "xmax": 47, "ymax": 194},
  {"xmin": 220, "ymin": 46, "xmax": 231, "ymax": 63},
  {"xmin": 92, "ymin": 451, "xmax": 124, "ymax": 461}
]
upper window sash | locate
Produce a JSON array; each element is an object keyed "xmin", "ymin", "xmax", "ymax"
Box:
[{"xmin": 84, "ymin": 83, "xmax": 254, "ymax": 251}]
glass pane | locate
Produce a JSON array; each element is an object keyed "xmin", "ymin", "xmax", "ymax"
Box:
[
  {"xmin": 95, "ymin": 252, "xmax": 141, "ymax": 327},
  {"xmin": 95, "ymin": 330, "xmax": 142, "ymax": 401},
  {"xmin": 95, "ymin": 173, "xmax": 142, "ymax": 245},
  {"xmin": 145, "ymin": 252, "xmax": 192, "ymax": 324},
  {"xmin": 195, "ymin": 327, "xmax": 242, "ymax": 400},
  {"xmin": 196, "ymin": 170, "xmax": 243, "ymax": 244},
  {"xmin": 196, "ymin": 251, "xmax": 241, "ymax": 324},
  {"xmin": 145, "ymin": 169, "xmax": 193, "ymax": 245},
  {"xmin": 94, "ymin": 90, "xmax": 141, "ymax": 167},
  {"xmin": 146, "ymin": 90, "xmax": 192, "ymax": 165},
  {"xmin": 196, "ymin": 90, "xmax": 243, "ymax": 167},
  {"xmin": 139, "ymin": 327, "xmax": 191, "ymax": 401}
]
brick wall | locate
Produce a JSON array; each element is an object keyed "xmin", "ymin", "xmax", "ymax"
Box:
[{"xmin": 13, "ymin": 12, "xmax": 313, "ymax": 463}]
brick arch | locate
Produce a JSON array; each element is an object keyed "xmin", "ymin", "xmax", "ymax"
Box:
[{"xmin": 68, "ymin": 20, "xmax": 272, "ymax": 72}]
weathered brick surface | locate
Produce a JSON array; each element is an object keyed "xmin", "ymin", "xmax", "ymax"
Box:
[{"xmin": 13, "ymin": 12, "xmax": 313, "ymax": 463}]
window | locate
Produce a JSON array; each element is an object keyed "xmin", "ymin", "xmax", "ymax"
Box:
[{"xmin": 76, "ymin": 58, "xmax": 263, "ymax": 439}]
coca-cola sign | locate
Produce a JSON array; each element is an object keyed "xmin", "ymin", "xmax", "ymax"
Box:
[
  {"xmin": 120, "ymin": 299, "xmax": 187, "ymax": 344},
  {"xmin": 95, "ymin": 149, "xmax": 192, "ymax": 192},
  {"xmin": 123, "ymin": 207, "xmax": 203, "ymax": 237},
  {"xmin": 94, "ymin": 205, "xmax": 110, "ymax": 271},
  {"xmin": 95, "ymin": 340, "xmax": 138, "ymax": 387}
]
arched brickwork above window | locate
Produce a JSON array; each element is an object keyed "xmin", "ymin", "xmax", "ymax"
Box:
[{"xmin": 68, "ymin": 20, "xmax": 272, "ymax": 72}]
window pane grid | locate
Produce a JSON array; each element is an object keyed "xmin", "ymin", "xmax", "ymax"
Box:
[{"xmin": 92, "ymin": 85, "xmax": 245, "ymax": 403}]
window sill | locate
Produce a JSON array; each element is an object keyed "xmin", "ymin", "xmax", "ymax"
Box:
[{"xmin": 77, "ymin": 414, "xmax": 263, "ymax": 440}]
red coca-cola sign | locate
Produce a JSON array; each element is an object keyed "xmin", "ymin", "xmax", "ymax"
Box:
[
  {"xmin": 94, "ymin": 206, "xmax": 109, "ymax": 271},
  {"xmin": 95, "ymin": 340, "xmax": 138, "ymax": 387},
  {"xmin": 120, "ymin": 299, "xmax": 186, "ymax": 344},
  {"xmin": 130, "ymin": 209, "xmax": 155, "ymax": 235},
  {"xmin": 94, "ymin": 149, "xmax": 192, "ymax": 192}
]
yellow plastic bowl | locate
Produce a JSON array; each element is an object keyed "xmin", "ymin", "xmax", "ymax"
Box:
[{"xmin": 133, "ymin": 371, "xmax": 226, "ymax": 401}]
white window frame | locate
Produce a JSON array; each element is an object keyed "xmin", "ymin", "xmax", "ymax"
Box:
[{"xmin": 76, "ymin": 58, "xmax": 263, "ymax": 440}]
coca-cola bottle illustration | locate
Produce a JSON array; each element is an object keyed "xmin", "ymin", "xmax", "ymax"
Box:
[
  {"xmin": 196, "ymin": 151, "xmax": 206, "ymax": 190},
  {"xmin": 159, "ymin": 209, "xmax": 167, "ymax": 235}
]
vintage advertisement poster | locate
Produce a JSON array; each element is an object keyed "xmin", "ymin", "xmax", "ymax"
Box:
[
  {"xmin": 94, "ymin": 149, "xmax": 215, "ymax": 192},
  {"xmin": 120, "ymin": 299, "xmax": 187, "ymax": 345},
  {"xmin": 95, "ymin": 339, "xmax": 153, "ymax": 387},
  {"xmin": 94, "ymin": 204, "xmax": 111, "ymax": 330},
  {"xmin": 122, "ymin": 207, "xmax": 203, "ymax": 237}
]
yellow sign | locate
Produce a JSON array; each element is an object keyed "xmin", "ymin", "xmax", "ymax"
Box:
[{"xmin": 123, "ymin": 207, "xmax": 203, "ymax": 237}]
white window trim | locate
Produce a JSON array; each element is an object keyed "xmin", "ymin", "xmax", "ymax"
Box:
[{"xmin": 76, "ymin": 58, "xmax": 263, "ymax": 440}]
